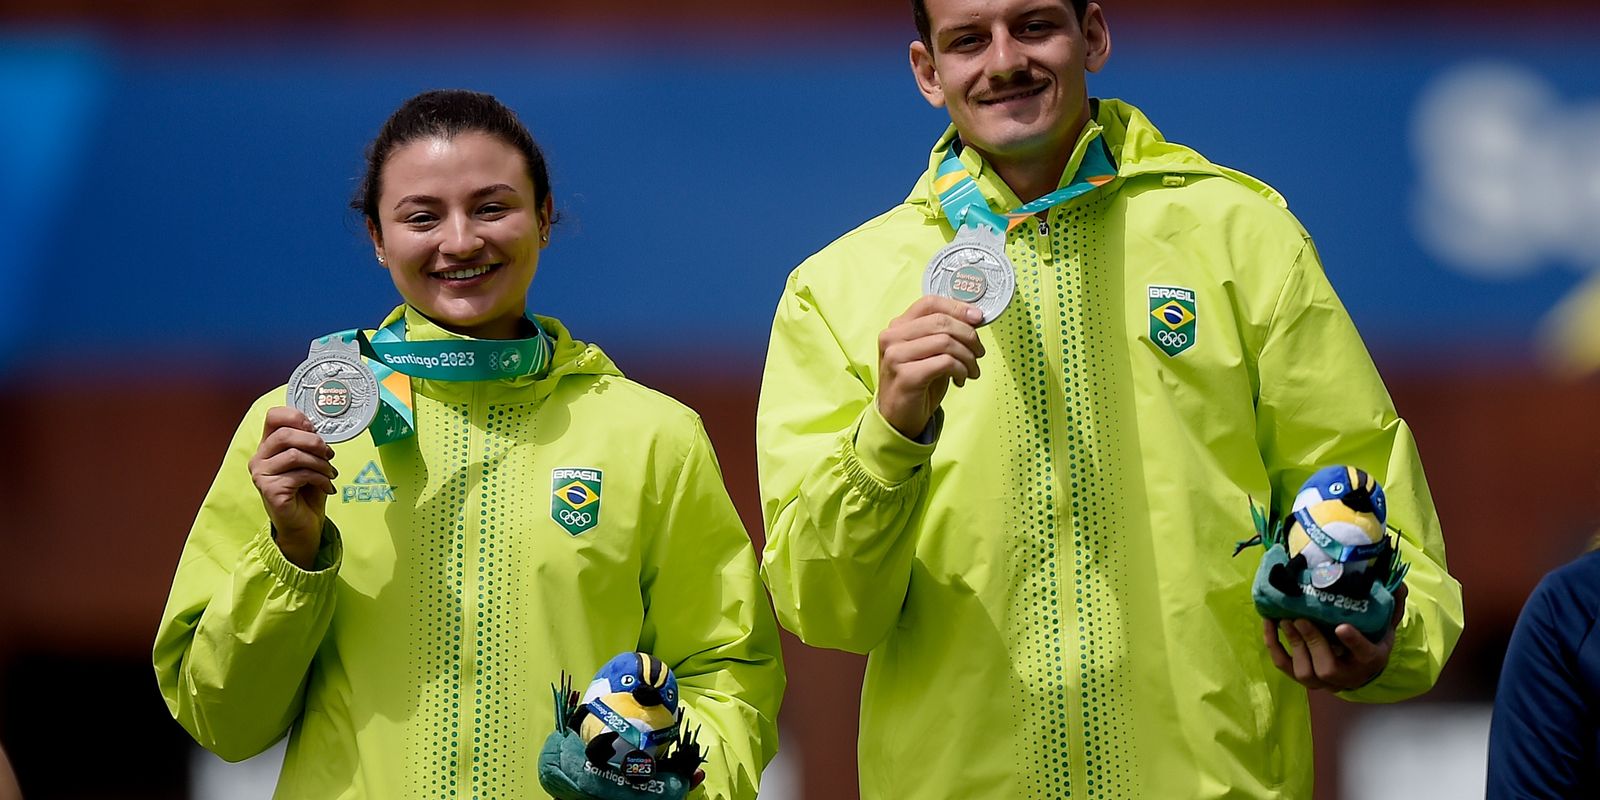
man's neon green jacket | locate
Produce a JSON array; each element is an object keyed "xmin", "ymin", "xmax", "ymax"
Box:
[
  {"xmin": 757, "ymin": 100, "xmax": 1462, "ymax": 799},
  {"xmin": 154, "ymin": 306, "xmax": 784, "ymax": 800}
]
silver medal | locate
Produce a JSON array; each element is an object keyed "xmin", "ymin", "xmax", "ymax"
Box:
[
  {"xmin": 923, "ymin": 226, "xmax": 1015, "ymax": 326},
  {"xmin": 287, "ymin": 336, "xmax": 379, "ymax": 444},
  {"xmin": 1309, "ymin": 560, "xmax": 1344, "ymax": 590}
]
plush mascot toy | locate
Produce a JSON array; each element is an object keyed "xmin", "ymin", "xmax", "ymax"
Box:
[
  {"xmin": 1235, "ymin": 465, "xmax": 1409, "ymax": 641},
  {"xmin": 538, "ymin": 652, "xmax": 705, "ymax": 800}
]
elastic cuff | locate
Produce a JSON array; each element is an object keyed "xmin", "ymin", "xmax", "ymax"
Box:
[
  {"xmin": 851, "ymin": 403, "xmax": 939, "ymax": 484},
  {"xmin": 254, "ymin": 520, "xmax": 344, "ymax": 591}
]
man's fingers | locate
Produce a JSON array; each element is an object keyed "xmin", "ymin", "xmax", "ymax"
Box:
[
  {"xmin": 887, "ymin": 353, "xmax": 974, "ymax": 390},
  {"xmin": 883, "ymin": 335, "xmax": 982, "ymax": 380},
  {"xmin": 882, "ymin": 318, "xmax": 985, "ymax": 363},
  {"xmin": 896, "ymin": 295, "xmax": 984, "ymax": 327},
  {"xmin": 1279, "ymin": 621, "xmax": 1331, "ymax": 690},
  {"xmin": 1292, "ymin": 619, "xmax": 1342, "ymax": 676},
  {"xmin": 1263, "ymin": 619, "xmax": 1294, "ymax": 675},
  {"xmin": 874, "ymin": 297, "xmax": 988, "ymax": 437},
  {"xmin": 1334, "ymin": 624, "xmax": 1380, "ymax": 663}
]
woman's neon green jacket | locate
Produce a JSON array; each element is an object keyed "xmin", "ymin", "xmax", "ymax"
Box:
[
  {"xmin": 757, "ymin": 100, "xmax": 1462, "ymax": 799},
  {"xmin": 154, "ymin": 307, "xmax": 784, "ymax": 800}
]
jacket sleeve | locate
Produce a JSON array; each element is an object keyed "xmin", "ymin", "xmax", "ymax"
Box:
[
  {"xmin": 1485, "ymin": 566, "xmax": 1596, "ymax": 799},
  {"xmin": 1254, "ymin": 242, "xmax": 1465, "ymax": 703},
  {"xmin": 755, "ymin": 269, "xmax": 938, "ymax": 654},
  {"xmin": 151, "ymin": 394, "xmax": 343, "ymax": 762},
  {"xmin": 638, "ymin": 418, "xmax": 785, "ymax": 800}
]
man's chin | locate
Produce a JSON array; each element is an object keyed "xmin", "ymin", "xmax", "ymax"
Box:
[{"xmin": 962, "ymin": 127, "xmax": 1068, "ymax": 162}]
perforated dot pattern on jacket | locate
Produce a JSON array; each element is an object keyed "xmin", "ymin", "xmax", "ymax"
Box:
[
  {"xmin": 984, "ymin": 196, "xmax": 1136, "ymax": 798},
  {"xmin": 993, "ymin": 216, "xmax": 1073, "ymax": 799},
  {"xmin": 1054, "ymin": 197, "xmax": 1135, "ymax": 798},
  {"xmin": 407, "ymin": 400, "xmax": 472, "ymax": 797},
  {"xmin": 404, "ymin": 397, "xmax": 542, "ymax": 799}
]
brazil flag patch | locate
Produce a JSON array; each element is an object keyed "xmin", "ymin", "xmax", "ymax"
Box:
[
  {"xmin": 551, "ymin": 467, "xmax": 602, "ymax": 536},
  {"xmin": 1148, "ymin": 285, "xmax": 1197, "ymax": 357}
]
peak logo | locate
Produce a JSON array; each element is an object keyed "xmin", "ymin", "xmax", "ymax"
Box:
[{"xmin": 342, "ymin": 461, "xmax": 396, "ymax": 503}]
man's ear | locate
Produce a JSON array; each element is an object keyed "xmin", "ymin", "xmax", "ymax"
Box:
[
  {"xmin": 1083, "ymin": 3, "xmax": 1112, "ymax": 74},
  {"xmin": 910, "ymin": 41, "xmax": 947, "ymax": 109}
]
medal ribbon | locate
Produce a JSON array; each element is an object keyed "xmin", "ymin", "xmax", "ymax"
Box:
[
  {"xmin": 584, "ymin": 698, "xmax": 678, "ymax": 752},
  {"xmin": 361, "ymin": 314, "xmax": 551, "ymax": 381},
  {"xmin": 1292, "ymin": 508, "xmax": 1389, "ymax": 564},
  {"xmin": 933, "ymin": 133, "xmax": 1118, "ymax": 235},
  {"xmin": 315, "ymin": 312, "xmax": 552, "ymax": 446}
]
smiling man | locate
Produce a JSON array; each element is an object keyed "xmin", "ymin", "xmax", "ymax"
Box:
[{"xmin": 755, "ymin": 1, "xmax": 1463, "ymax": 797}]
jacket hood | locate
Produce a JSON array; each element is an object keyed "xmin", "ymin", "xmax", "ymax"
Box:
[{"xmin": 905, "ymin": 98, "xmax": 1287, "ymax": 216}]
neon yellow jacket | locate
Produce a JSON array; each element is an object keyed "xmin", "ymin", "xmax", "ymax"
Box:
[
  {"xmin": 155, "ymin": 306, "xmax": 783, "ymax": 800},
  {"xmin": 757, "ymin": 100, "xmax": 1462, "ymax": 799}
]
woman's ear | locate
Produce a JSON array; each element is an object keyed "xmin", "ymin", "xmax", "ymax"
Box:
[
  {"xmin": 367, "ymin": 219, "xmax": 387, "ymax": 266},
  {"xmin": 539, "ymin": 195, "xmax": 554, "ymax": 246}
]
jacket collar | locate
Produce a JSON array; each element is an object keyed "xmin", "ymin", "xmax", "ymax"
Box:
[{"xmin": 904, "ymin": 98, "xmax": 1286, "ymax": 218}]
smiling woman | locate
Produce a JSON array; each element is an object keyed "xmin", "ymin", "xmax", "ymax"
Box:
[
  {"xmin": 353, "ymin": 92, "xmax": 553, "ymax": 341},
  {"xmin": 150, "ymin": 89, "xmax": 785, "ymax": 800}
]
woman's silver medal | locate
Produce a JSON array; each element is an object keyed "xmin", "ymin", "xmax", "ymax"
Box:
[{"xmin": 287, "ymin": 336, "xmax": 380, "ymax": 444}]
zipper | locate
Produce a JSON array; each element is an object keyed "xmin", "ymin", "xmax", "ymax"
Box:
[
  {"xmin": 1035, "ymin": 209, "xmax": 1055, "ymax": 264},
  {"xmin": 1037, "ymin": 202, "xmax": 1079, "ymax": 777}
]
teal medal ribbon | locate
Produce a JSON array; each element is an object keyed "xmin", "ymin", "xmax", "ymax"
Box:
[
  {"xmin": 360, "ymin": 313, "xmax": 552, "ymax": 381},
  {"xmin": 923, "ymin": 130, "xmax": 1119, "ymax": 326},
  {"xmin": 933, "ymin": 132, "xmax": 1119, "ymax": 235},
  {"xmin": 314, "ymin": 311, "xmax": 552, "ymax": 446},
  {"xmin": 585, "ymin": 698, "xmax": 678, "ymax": 752},
  {"xmin": 1292, "ymin": 508, "xmax": 1389, "ymax": 564}
]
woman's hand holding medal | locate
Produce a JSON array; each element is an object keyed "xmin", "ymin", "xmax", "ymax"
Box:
[{"xmin": 248, "ymin": 406, "xmax": 338, "ymax": 570}]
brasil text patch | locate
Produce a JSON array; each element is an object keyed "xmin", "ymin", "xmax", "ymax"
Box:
[
  {"xmin": 551, "ymin": 467, "xmax": 602, "ymax": 535},
  {"xmin": 1148, "ymin": 285, "xmax": 1197, "ymax": 357}
]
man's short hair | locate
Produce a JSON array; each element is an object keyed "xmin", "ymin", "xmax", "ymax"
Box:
[{"xmin": 913, "ymin": 0, "xmax": 1090, "ymax": 48}]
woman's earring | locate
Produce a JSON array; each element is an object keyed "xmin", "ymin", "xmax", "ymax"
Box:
[{"xmin": 377, "ymin": 254, "xmax": 387, "ymax": 265}]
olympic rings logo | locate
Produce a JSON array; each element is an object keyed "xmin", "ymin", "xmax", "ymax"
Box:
[
  {"xmin": 559, "ymin": 509, "xmax": 593, "ymax": 525},
  {"xmin": 1155, "ymin": 330, "xmax": 1190, "ymax": 347}
]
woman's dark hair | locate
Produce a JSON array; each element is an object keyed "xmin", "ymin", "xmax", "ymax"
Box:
[
  {"xmin": 352, "ymin": 89, "xmax": 553, "ymax": 236},
  {"xmin": 912, "ymin": 0, "xmax": 1089, "ymax": 48}
]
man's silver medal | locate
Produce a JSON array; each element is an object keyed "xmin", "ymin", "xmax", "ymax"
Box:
[
  {"xmin": 287, "ymin": 337, "xmax": 379, "ymax": 444},
  {"xmin": 1309, "ymin": 560, "xmax": 1344, "ymax": 590},
  {"xmin": 922, "ymin": 225, "xmax": 1014, "ymax": 326}
]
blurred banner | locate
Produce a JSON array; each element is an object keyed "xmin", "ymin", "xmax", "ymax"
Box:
[
  {"xmin": 2, "ymin": 3, "xmax": 1599, "ymax": 799},
  {"xmin": 0, "ymin": 25, "xmax": 1598, "ymax": 371}
]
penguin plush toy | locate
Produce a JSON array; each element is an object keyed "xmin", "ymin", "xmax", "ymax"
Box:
[
  {"xmin": 538, "ymin": 652, "xmax": 705, "ymax": 800},
  {"xmin": 1235, "ymin": 465, "xmax": 1409, "ymax": 641}
]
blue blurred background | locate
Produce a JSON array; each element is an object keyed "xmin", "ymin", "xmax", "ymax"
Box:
[{"xmin": 3, "ymin": 2, "xmax": 1599, "ymax": 797}]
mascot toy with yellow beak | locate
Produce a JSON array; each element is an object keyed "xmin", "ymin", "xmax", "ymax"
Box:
[
  {"xmin": 1236, "ymin": 465, "xmax": 1409, "ymax": 641},
  {"xmin": 538, "ymin": 652, "xmax": 705, "ymax": 800}
]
